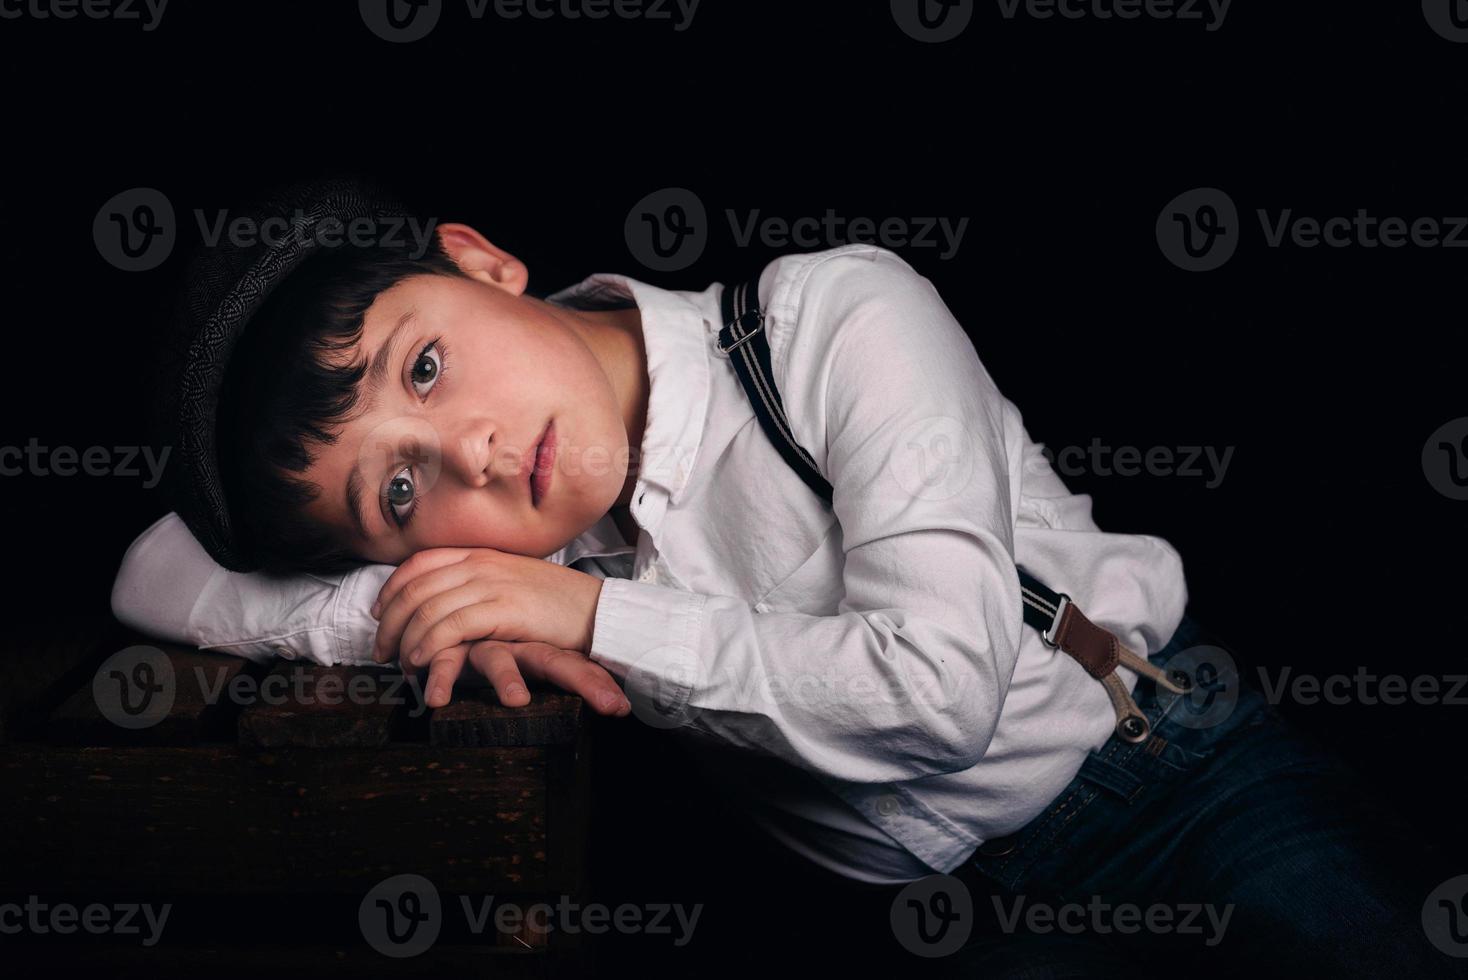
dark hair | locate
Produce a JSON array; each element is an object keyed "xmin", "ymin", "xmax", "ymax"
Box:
[{"xmin": 215, "ymin": 239, "xmax": 470, "ymax": 574}]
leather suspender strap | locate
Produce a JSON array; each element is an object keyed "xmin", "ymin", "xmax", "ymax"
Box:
[{"xmin": 718, "ymin": 272, "xmax": 1192, "ymax": 744}]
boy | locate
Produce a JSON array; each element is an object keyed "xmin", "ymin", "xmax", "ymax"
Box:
[{"xmin": 112, "ymin": 177, "xmax": 1461, "ymax": 975}]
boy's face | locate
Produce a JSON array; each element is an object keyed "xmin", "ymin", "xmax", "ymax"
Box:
[{"xmin": 299, "ymin": 270, "xmax": 632, "ymax": 566}]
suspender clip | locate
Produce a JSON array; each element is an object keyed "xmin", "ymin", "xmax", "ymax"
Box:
[
  {"xmin": 718, "ymin": 310, "xmax": 765, "ymax": 354},
  {"xmin": 1040, "ymin": 593, "xmax": 1071, "ymax": 649}
]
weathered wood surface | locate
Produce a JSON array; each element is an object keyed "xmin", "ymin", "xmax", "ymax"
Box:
[
  {"xmin": 47, "ymin": 642, "xmax": 255, "ymax": 745},
  {"xmin": 0, "ymin": 611, "xmax": 119, "ymax": 744},
  {"xmin": 431, "ymin": 687, "xmax": 587, "ymax": 747},
  {"xmin": 1, "ymin": 621, "xmax": 594, "ymax": 977},
  {"xmin": 236, "ymin": 661, "xmax": 413, "ymax": 748},
  {"xmin": 0, "ymin": 744, "xmax": 565, "ymax": 894},
  {"xmin": 22, "ymin": 622, "xmax": 587, "ymax": 750}
]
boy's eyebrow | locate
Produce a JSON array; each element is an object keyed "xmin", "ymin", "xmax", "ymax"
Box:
[
  {"xmin": 346, "ymin": 465, "xmax": 370, "ymax": 541},
  {"xmin": 360, "ymin": 308, "xmax": 419, "ymax": 416}
]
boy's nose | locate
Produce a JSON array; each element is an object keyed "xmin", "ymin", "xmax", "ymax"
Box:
[{"xmin": 443, "ymin": 426, "xmax": 495, "ymax": 487}]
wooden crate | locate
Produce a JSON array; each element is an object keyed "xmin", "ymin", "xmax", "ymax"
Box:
[{"xmin": 0, "ymin": 613, "xmax": 595, "ymax": 977}]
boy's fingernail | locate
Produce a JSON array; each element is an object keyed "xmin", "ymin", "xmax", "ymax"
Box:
[
  {"xmin": 370, "ymin": 601, "xmax": 381, "ymax": 619},
  {"xmin": 408, "ymin": 647, "xmax": 423, "ymax": 666},
  {"xmin": 506, "ymin": 684, "xmax": 527, "ymax": 701}
]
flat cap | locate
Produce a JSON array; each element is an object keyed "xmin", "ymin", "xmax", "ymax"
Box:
[{"xmin": 157, "ymin": 174, "xmax": 415, "ymax": 571}]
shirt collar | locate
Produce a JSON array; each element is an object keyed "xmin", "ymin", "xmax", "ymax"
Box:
[
  {"xmin": 541, "ymin": 271, "xmax": 711, "ymax": 556},
  {"xmin": 552, "ymin": 510, "xmax": 634, "ymax": 564}
]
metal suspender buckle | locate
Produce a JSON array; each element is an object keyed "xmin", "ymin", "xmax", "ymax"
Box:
[
  {"xmin": 718, "ymin": 310, "xmax": 764, "ymax": 354},
  {"xmin": 1040, "ymin": 593, "xmax": 1071, "ymax": 649}
]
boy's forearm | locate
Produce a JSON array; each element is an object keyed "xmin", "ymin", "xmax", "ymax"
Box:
[{"xmin": 112, "ymin": 511, "xmax": 395, "ymax": 667}]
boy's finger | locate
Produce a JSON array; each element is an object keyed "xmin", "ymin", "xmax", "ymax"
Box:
[
  {"xmin": 371, "ymin": 547, "xmax": 472, "ymax": 620},
  {"xmin": 397, "ymin": 581, "xmax": 492, "ymax": 665},
  {"xmin": 513, "ymin": 642, "xmax": 630, "ymax": 716},
  {"xmin": 372, "ymin": 564, "xmax": 478, "ymax": 662},
  {"xmin": 409, "ymin": 601, "xmax": 504, "ymax": 668},
  {"xmin": 423, "ymin": 645, "xmax": 469, "ymax": 708},
  {"xmin": 467, "ymin": 640, "xmax": 531, "ymax": 707}
]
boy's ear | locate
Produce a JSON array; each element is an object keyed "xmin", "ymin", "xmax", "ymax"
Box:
[{"xmin": 434, "ymin": 221, "xmax": 528, "ymax": 296}]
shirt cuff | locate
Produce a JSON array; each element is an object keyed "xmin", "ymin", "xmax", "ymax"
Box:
[
  {"xmin": 589, "ymin": 577, "xmax": 705, "ymax": 727},
  {"xmin": 332, "ymin": 562, "xmax": 397, "ymax": 665}
]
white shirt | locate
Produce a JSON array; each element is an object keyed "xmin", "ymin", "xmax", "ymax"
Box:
[{"xmin": 112, "ymin": 243, "xmax": 1188, "ymax": 885}]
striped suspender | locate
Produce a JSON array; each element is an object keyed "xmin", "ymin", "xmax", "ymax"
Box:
[
  {"xmin": 716, "ymin": 276, "xmax": 835, "ymax": 505},
  {"xmin": 716, "ymin": 273, "xmax": 1193, "ymax": 744}
]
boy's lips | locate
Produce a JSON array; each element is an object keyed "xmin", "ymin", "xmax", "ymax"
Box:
[{"xmin": 529, "ymin": 419, "xmax": 556, "ymax": 508}]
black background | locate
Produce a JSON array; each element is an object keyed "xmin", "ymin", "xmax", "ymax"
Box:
[{"xmin": 3, "ymin": 0, "xmax": 1466, "ymax": 973}]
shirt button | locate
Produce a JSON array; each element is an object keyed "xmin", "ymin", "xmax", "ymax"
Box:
[
  {"xmin": 875, "ymin": 794, "xmax": 902, "ymax": 817},
  {"xmin": 273, "ymin": 644, "xmax": 296, "ymax": 661}
]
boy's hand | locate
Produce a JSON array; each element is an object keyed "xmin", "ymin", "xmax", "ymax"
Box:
[
  {"xmin": 403, "ymin": 637, "xmax": 632, "ymax": 714},
  {"xmin": 371, "ymin": 547, "xmax": 606, "ymax": 666}
]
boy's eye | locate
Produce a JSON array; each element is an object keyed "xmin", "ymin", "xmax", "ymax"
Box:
[
  {"xmin": 385, "ymin": 467, "xmax": 416, "ymax": 525},
  {"xmin": 410, "ymin": 342, "xmax": 442, "ymax": 396}
]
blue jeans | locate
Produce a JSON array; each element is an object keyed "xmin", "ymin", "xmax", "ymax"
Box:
[{"xmin": 937, "ymin": 611, "xmax": 1468, "ymax": 978}]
